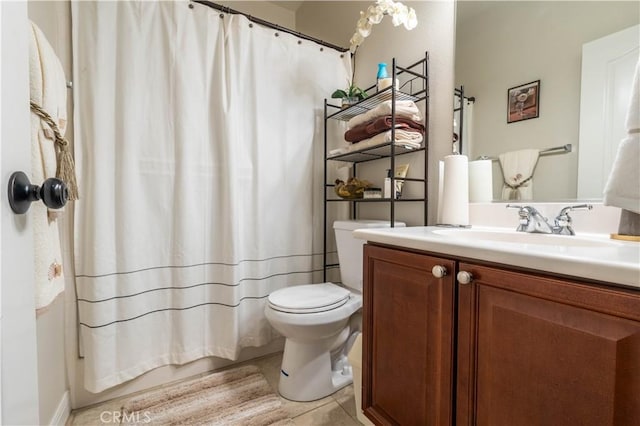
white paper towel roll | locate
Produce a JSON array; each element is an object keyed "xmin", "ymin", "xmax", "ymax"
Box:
[
  {"xmin": 440, "ymin": 155, "xmax": 469, "ymax": 226},
  {"xmin": 437, "ymin": 160, "xmax": 444, "ymax": 224},
  {"xmin": 468, "ymin": 160, "xmax": 493, "ymax": 202}
]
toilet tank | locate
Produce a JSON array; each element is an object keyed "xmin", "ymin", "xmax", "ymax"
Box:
[{"xmin": 333, "ymin": 220, "xmax": 405, "ymax": 292}]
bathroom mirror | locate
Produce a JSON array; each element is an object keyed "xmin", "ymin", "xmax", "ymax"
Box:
[{"xmin": 455, "ymin": 1, "xmax": 639, "ymax": 202}]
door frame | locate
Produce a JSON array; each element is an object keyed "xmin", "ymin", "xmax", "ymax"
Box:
[{"xmin": 577, "ymin": 24, "xmax": 640, "ymax": 199}]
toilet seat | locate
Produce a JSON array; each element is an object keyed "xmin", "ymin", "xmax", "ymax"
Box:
[{"xmin": 268, "ymin": 283, "xmax": 350, "ymax": 314}]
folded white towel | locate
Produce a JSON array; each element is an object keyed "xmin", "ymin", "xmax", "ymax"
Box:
[
  {"xmin": 329, "ymin": 129, "xmax": 423, "ymax": 158},
  {"xmin": 30, "ymin": 21, "xmax": 67, "ymax": 311},
  {"xmin": 498, "ymin": 148, "xmax": 540, "ymax": 201},
  {"xmin": 347, "ymin": 100, "xmax": 422, "ymax": 129},
  {"xmin": 604, "ymin": 59, "xmax": 640, "ymax": 214}
]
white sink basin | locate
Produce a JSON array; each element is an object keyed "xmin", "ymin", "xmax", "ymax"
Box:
[{"xmin": 433, "ymin": 228, "xmax": 619, "ymax": 248}]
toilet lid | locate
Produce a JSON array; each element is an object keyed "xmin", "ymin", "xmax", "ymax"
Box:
[{"xmin": 268, "ymin": 283, "xmax": 350, "ymax": 314}]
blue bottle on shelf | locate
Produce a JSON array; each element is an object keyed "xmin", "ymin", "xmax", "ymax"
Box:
[
  {"xmin": 377, "ymin": 63, "xmax": 390, "ymax": 92},
  {"xmin": 377, "ymin": 63, "xmax": 388, "ymax": 80}
]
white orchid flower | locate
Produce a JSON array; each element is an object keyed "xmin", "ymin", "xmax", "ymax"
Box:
[
  {"xmin": 404, "ymin": 8, "xmax": 418, "ymax": 30},
  {"xmin": 377, "ymin": 0, "xmax": 394, "ymax": 11},
  {"xmin": 348, "ymin": 0, "xmax": 418, "ymax": 52},
  {"xmin": 350, "ymin": 32, "xmax": 364, "ymax": 52},
  {"xmin": 391, "ymin": 6, "xmax": 407, "ymax": 27},
  {"xmin": 357, "ymin": 20, "xmax": 373, "ymax": 37},
  {"xmin": 368, "ymin": 5, "xmax": 384, "ymax": 24}
]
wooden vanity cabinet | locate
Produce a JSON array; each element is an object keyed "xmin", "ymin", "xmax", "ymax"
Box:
[
  {"xmin": 362, "ymin": 243, "xmax": 640, "ymax": 426},
  {"xmin": 362, "ymin": 244, "xmax": 456, "ymax": 426},
  {"xmin": 457, "ymin": 262, "xmax": 640, "ymax": 426}
]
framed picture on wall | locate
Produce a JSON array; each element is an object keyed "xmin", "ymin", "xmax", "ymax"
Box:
[{"xmin": 507, "ymin": 80, "xmax": 540, "ymax": 123}]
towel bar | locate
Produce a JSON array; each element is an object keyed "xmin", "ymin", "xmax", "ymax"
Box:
[{"xmin": 478, "ymin": 143, "xmax": 572, "ymax": 162}]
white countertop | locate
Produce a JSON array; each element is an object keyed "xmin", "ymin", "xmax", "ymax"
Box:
[{"xmin": 353, "ymin": 226, "xmax": 640, "ymax": 289}]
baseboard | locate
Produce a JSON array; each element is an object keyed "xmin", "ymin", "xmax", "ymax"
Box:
[{"xmin": 50, "ymin": 390, "xmax": 71, "ymax": 426}]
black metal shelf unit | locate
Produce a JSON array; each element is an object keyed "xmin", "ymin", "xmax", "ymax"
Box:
[{"xmin": 322, "ymin": 53, "xmax": 430, "ymax": 281}]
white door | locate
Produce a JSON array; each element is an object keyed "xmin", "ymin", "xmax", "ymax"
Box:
[
  {"xmin": 1, "ymin": 2, "xmax": 41, "ymax": 424},
  {"xmin": 577, "ymin": 24, "xmax": 640, "ymax": 199}
]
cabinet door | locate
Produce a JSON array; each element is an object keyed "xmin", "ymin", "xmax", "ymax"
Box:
[
  {"xmin": 362, "ymin": 244, "xmax": 455, "ymax": 426},
  {"xmin": 457, "ymin": 263, "xmax": 640, "ymax": 426}
]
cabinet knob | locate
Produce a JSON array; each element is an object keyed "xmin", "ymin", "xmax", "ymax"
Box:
[
  {"xmin": 432, "ymin": 265, "xmax": 448, "ymax": 278},
  {"xmin": 457, "ymin": 271, "xmax": 473, "ymax": 284}
]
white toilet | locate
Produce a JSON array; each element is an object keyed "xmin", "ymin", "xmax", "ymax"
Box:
[{"xmin": 265, "ymin": 220, "xmax": 404, "ymax": 402}]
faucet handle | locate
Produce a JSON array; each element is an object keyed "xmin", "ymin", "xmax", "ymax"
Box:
[
  {"xmin": 558, "ymin": 204, "xmax": 593, "ymax": 216},
  {"xmin": 556, "ymin": 204, "xmax": 593, "ymax": 224},
  {"xmin": 506, "ymin": 204, "xmax": 529, "ymax": 218},
  {"xmin": 506, "ymin": 204, "xmax": 530, "ymax": 231},
  {"xmin": 554, "ymin": 204, "xmax": 593, "ymax": 235},
  {"xmin": 506, "ymin": 204, "xmax": 524, "ymax": 210}
]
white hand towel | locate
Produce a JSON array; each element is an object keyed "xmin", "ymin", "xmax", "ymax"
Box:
[
  {"xmin": 498, "ymin": 148, "xmax": 540, "ymax": 201},
  {"xmin": 603, "ymin": 59, "xmax": 640, "ymax": 214},
  {"xmin": 30, "ymin": 21, "xmax": 68, "ymax": 311},
  {"xmin": 347, "ymin": 100, "xmax": 422, "ymax": 129}
]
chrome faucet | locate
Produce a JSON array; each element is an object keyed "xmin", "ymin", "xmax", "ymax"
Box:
[
  {"xmin": 507, "ymin": 205, "xmax": 554, "ymax": 234},
  {"xmin": 552, "ymin": 204, "xmax": 593, "ymax": 235},
  {"xmin": 507, "ymin": 204, "xmax": 593, "ymax": 235}
]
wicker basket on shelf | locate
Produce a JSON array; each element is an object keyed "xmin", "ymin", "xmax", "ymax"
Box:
[{"xmin": 334, "ymin": 177, "xmax": 373, "ymax": 199}]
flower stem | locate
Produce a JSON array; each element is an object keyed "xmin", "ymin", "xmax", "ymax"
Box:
[{"xmin": 351, "ymin": 48, "xmax": 357, "ymax": 87}]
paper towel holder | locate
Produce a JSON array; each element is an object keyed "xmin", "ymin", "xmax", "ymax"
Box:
[{"xmin": 7, "ymin": 171, "xmax": 68, "ymax": 214}]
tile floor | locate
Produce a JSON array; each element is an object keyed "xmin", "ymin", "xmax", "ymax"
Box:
[{"xmin": 67, "ymin": 352, "xmax": 361, "ymax": 426}]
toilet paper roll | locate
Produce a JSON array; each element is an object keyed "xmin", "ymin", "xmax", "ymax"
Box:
[
  {"xmin": 440, "ymin": 155, "xmax": 469, "ymax": 226},
  {"xmin": 437, "ymin": 160, "xmax": 444, "ymax": 224},
  {"xmin": 468, "ymin": 160, "xmax": 493, "ymax": 202}
]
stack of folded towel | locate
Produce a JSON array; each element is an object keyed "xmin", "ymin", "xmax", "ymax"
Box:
[{"xmin": 345, "ymin": 100, "xmax": 424, "ymax": 149}]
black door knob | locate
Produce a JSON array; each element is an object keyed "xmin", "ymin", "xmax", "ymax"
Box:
[{"xmin": 7, "ymin": 171, "xmax": 69, "ymax": 214}]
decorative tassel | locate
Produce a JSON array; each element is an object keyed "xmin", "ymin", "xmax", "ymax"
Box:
[
  {"xmin": 30, "ymin": 101, "xmax": 79, "ymax": 200},
  {"xmin": 56, "ymin": 141, "xmax": 79, "ymax": 200},
  {"xmin": 504, "ymin": 173, "xmax": 532, "ymax": 202}
]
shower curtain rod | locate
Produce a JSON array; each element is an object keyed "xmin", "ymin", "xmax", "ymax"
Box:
[
  {"xmin": 454, "ymin": 87, "xmax": 475, "ymax": 102},
  {"xmin": 191, "ymin": 0, "xmax": 350, "ymax": 53}
]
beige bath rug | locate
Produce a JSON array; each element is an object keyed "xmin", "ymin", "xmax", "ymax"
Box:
[{"xmin": 120, "ymin": 364, "xmax": 293, "ymax": 425}]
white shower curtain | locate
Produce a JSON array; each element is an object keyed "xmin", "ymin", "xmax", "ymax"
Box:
[{"xmin": 72, "ymin": 0, "xmax": 350, "ymax": 392}]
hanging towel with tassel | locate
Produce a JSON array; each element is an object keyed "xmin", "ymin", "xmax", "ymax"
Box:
[
  {"xmin": 29, "ymin": 21, "xmax": 73, "ymax": 311},
  {"xmin": 498, "ymin": 148, "xmax": 540, "ymax": 201},
  {"xmin": 603, "ymin": 59, "xmax": 640, "ymax": 217}
]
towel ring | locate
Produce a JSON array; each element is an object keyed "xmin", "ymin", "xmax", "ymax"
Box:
[{"xmin": 7, "ymin": 171, "xmax": 68, "ymax": 214}]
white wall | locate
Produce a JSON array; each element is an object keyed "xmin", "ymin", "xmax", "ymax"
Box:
[
  {"xmin": 217, "ymin": 0, "xmax": 296, "ymax": 28},
  {"xmin": 297, "ymin": 1, "xmax": 456, "ymax": 225},
  {"xmin": 1, "ymin": 2, "xmax": 40, "ymax": 424},
  {"xmin": 455, "ymin": 1, "xmax": 640, "ymax": 201}
]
